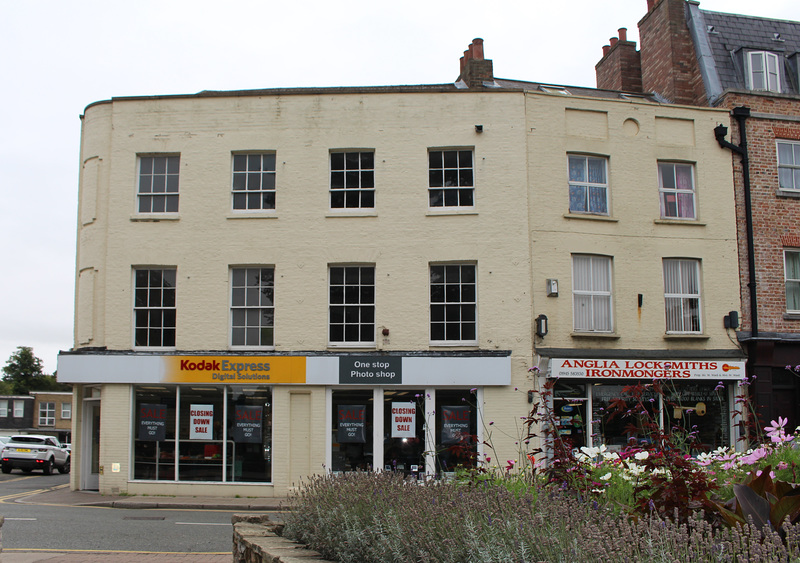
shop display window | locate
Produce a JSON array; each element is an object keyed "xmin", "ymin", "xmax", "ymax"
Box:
[
  {"xmin": 434, "ymin": 390, "xmax": 478, "ymax": 474},
  {"xmin": 331, "ymin": 390, "xmax": 374, "ymax": 472},
  {"xmin": 133, "ymin": 385, "xmax": 272, "ymax": 483},
  {"xmin": 591, "ymin": 384, "xmax": 659, "ymax": 449},
  {"xmin": 663, "ymin": 382, "xmax": 729, "ymax": 453}
]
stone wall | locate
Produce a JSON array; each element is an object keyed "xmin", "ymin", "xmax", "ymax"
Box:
[{"xmin": 232, "ymin": 514, "xmax": 327, "ymax": 563}]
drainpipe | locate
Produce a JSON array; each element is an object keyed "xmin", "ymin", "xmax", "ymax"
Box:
[{"xmin": 714, "ymin": 106, "xmax": 757, "ymax": 337}]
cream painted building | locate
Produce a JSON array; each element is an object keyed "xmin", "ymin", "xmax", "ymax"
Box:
[{"xmin": 58, "ymin": 41, "xmax": 744, "ymax": 496}]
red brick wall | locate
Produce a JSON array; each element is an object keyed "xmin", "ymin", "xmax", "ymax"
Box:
[
  {"xmin": 596, "ymin": 41, "xmax": 643, "ymax": 92},
  {"xmin": 718, "ymin": 92, "xmax": 800, "ymax": 334}
]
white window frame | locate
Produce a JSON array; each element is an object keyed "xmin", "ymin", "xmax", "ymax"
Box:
[
  {"xmin": 137, "ymin": 155, "xmax": 180, "ymax": 214},
  {"xmin": 663, "ymin": 259, "xmax": 703, "ymax": 334},
  {"xmin": 429, "ymin": 263, "xmax": 478, "ymax": 345},
  {"xmin": 747, "ymin": 51, "xmax": 781, "ymax": 93},
  {"xmin": 230, "ymin": 266, "xmax": 275, "ymax": 349},
  {"xmin": 231, "ymin": 153, "xmax": 276, "ymax": 211},
  {"xmin": 428, "ymin": 149, "xmax": 475, "ymax": 208},
  {"xmin": 568, "ymin": 154, "xmax": 609, "ymax": 215},
  {"xmin": 658, "ymin": 162, "xmax": 696, "ymax": 220},
  {"xmin": 328, "ymin": 265, "xmax": 375, "ymax": 347},
  {"xmin": 61, "ymin": 402, "xmax": 72, "ymax": 420},
  {"xmin": 785, "ymin": 250, "xmax": 800, "ymax": 313},
  {"xmin": 330, "ymin": 150, "xmax": 375, "ymax": 209},
  {"xmin": 777, "ymin": 141, "xmax": 800, "ymax": 192},
  {"xmin": 13, "ymin": 401, "xmax": 24, "ymax": 418},
  {"xmin": 0, "ymin": 400, "xmax": 7, "ymax": 417},
  {"xmin": 133, "ymin": 268, "xmax": 177, "ymax": 349},
  {"xmin": 572, "ymin": 255, "xmax": 613, "ymax": 333},
  {"xmin": 39, "ymin": 402, "xmax": 55, "ymax": 426}
]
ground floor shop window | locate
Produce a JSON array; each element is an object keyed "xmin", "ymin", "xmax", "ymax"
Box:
[
  {"xmin": 133, "ymin": 385, "xmax": 272, "ymax": 483},
  {"xmin": 330, "ymin": 388, "xmax": 479, "ymax": 479},
  {"xmin": 551, "ymin": 380, "xmax": 733, "ymax": 453}
]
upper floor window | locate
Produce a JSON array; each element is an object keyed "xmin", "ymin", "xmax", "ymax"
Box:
[
  {"xmin": 13, "ymin": 401, "xmax": 24, "ymax": 418},
  {"xmin": 0, "ymin": 400, "xmax": 7, "ymax": 418},
  {"xmin": 232, "ymin": 154, "xmax": 276, "ymax": 211},
  {"xmin": 747, "ymin": 51, "xmax": 781, "ymax": 93},
  {"xmin": 61, "ymin": 402, "xmax": 72, "ymax": 420},
  {"xmin": 785, "ymin": 250, "xmax": 800, "ymax": 313},
  {"xmin": 572, "ymin": 255, "xmax": 613, "ymax": 332},
  {"xmin": 38, "ymin": 402, "xmax": 55, "ymax": 426},
  {"xmin": 138, "ymin": 156, "xmax": 179, "ymax": 213},
  {"xmin": 330, "ymin": 151, "xmax": 374, "ymax": 209},
  {"xmin": 663, "ymin": 259, "xmax": 702, "ymax": 333},
  {"xmin": 568, "ymin": 155, "xmax": 609, "ymax": 215},
  {"xmin": 231, "ymin": 267, "xmax": 274, "ymax": 348},
  {"xmin": 778, "ymin": 141, "xmax": 800, "ymax": 191},
  {"xmin": 329, "ymin": 266, "xmax": 375, "ymax": 346},
  {"xmin": 134, "ymin": 268, "xmax": 176, "ymax": 348},
  {"xmin": 430, "ymin": 264, "xmax": 477, "ymax": 344},
  {"xmin": 658, "ymin": 162, "xmax": 695, "ymax": 219},
  {"xmin": 429, "ymin": 149, "xmax": 474, "ymax": 208}
]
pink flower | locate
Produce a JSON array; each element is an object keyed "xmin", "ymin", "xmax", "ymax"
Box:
[{"xmin": 740, "ymin": 447, "xmax": 769, "ymax": 465}]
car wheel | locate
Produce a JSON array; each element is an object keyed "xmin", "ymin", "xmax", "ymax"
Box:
[
  {"xmin": 58, "ymin": 456, "xmax": 70, "ymax": 474},
  {"xmin": 1, "ymin": 464, "xmax": 11, "ymax": 474},
  {"xmin": 43, "ymin": 458, "xmax": 53, "ymax": 475}
]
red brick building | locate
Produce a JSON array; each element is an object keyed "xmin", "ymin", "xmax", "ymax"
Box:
[{"xmin": 596, "ymin": 0, "xmax": 800, "ymax": 429}]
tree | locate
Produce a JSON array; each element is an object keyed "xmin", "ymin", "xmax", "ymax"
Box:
[{"xmin": 2, "ymin": 346, "xmax": 68, "ymax": 394}]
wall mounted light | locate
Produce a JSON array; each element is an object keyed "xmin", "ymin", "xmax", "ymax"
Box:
[
  {"xmin": 535, "ymin": 314, "xmax": 548, "ymax": 337},
  {"xmin": 475, "ymin": 124, "xmax": 483, "ymax": 133},
  {"xmin": 546, "ymin": 279, "xmax": 558, "ymax": 297}
]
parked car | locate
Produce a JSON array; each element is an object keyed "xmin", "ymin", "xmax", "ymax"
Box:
[{"xmin": 1, "ymin": 435, "xmax": 70, "ymax": 475}]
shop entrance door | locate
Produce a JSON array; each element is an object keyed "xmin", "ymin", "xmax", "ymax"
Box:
[
  {"xmin": 81, "ymin": 399, "xmax": 101, "ymax": 490},
  {"xmin": 384, "ymin": 390, "xmax": 425, "ymax": 476}
]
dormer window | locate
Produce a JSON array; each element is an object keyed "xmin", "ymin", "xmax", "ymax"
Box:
[{"xmin": 747, "ymin": 51, "xmax": 781, "ymax": 93}]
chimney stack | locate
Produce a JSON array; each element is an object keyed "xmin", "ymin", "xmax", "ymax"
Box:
[
  {"xmin": 595, "ymin": 26, "xmax": 643, "ymax": 93},
  {"xmin": 457, "ymin": 38, "xmax": 494, "ymax": 88}
]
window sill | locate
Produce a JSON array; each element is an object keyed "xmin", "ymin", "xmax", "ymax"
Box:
[
  {"xmin": 563, "ymin": 213, "xmax": 618, "ymax": 222},
  {"xmin": 227, "ymin": 212, "xmax": 278, "ymax": 220},
  {"xmin": 663, "ymin": 333, "xmax": 709, "ymax": 340},
  {"xmin": 228, "ymin": 346, "xmax": 276, "ymax": 351},
  {"xmin": 776, "ymin": 189, "xmax": 800, "ymax": 199},
  {"xmin": 325, "ymin": 210, "xmax": 378, "ymax": 218},
  {"xmin": 654, "ymin": 218, "xmax": 706, "ymax": 226},
  {"xmin": 426, "ymin": 208, "xmax": 478, "ymax": 217},
  {"xmin": 327, "ymin": 343, "xmax": 376, "ymax": 349},
  {"xmin": 783, "ymin": 313, "xmax": 800, "ymax": 320},
  {"xmin": 131, "ymin": 213, "xmax": 180, "ymax": 222},
  {"xmin": 429, "ymin": 342, "xmax": 479, "ymax": 347},
  {"xmin": 570, "ymin": 332, "xmax": 620, "ymax": 339}
]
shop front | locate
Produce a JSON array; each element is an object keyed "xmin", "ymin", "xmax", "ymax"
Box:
[
  {"xmin": 544, "ymin": 358, "xmax": 747, "ymax": 453},
  {"xmin": 57, "ymin": 351, "xmax": 511, "ymax": 495}
]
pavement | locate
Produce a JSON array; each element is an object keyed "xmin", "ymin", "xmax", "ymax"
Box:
[{"xmin": 2, "ymin": 485, "xmax": 289, "ymax": 562}]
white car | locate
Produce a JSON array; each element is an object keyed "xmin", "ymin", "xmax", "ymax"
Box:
[{"xmin": 1, "ymin": 435, "xmax": 70, "ymax": 475}]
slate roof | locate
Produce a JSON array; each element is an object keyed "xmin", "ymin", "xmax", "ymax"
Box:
[{"xmin": 694, "ymin": 7, "xmax": 800, "ymax": 97}]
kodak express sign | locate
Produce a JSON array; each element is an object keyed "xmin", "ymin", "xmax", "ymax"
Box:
[{"xmin": 165, "ymin": 356, "xmax": 306, "ymax": 384}]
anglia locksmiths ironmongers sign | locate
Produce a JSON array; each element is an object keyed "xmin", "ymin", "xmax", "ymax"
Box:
[
  {"xmin": 550, "ymin": 359, "xmax": 746, "ymax": 380},
  {"xmin": 339, "ymin": 356, "xmax": 402, "ymax": 384}
]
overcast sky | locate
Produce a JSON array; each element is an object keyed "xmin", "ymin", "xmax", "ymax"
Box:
[{"xmin": 0, "ymin": 0, "xmax": 796, "ymax": 374}]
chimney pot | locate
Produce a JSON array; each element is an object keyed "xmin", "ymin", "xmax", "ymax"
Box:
[
  {"xmin": 618, "ymin": 28, "xmax": 627, "ymax": 41},
  {"xmin": 602, "ymin": 45, "xmax": 611, "ymax": 56},
  {"xmin": 471, "ymin": 38, "xmax": 484, "ymax": 60},
  {"xmin": 610, "ymin": 37, "xmax": 618, "ymax": 47},
  {"xmin": 464, "ymin": 49, "xmax": 471, "ymax": 62},
  {"xmin": 647, "ymin": 0, "xmax": 655, "ymax": 10}
]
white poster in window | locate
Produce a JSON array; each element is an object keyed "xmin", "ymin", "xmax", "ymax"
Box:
[
  {"xmin": 190, "ymin": 404, "xmax": 214, "ymax": 440},
  {"xmin": 391, "ymin": 402, "xmax": 416, "ymax": 438}
]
